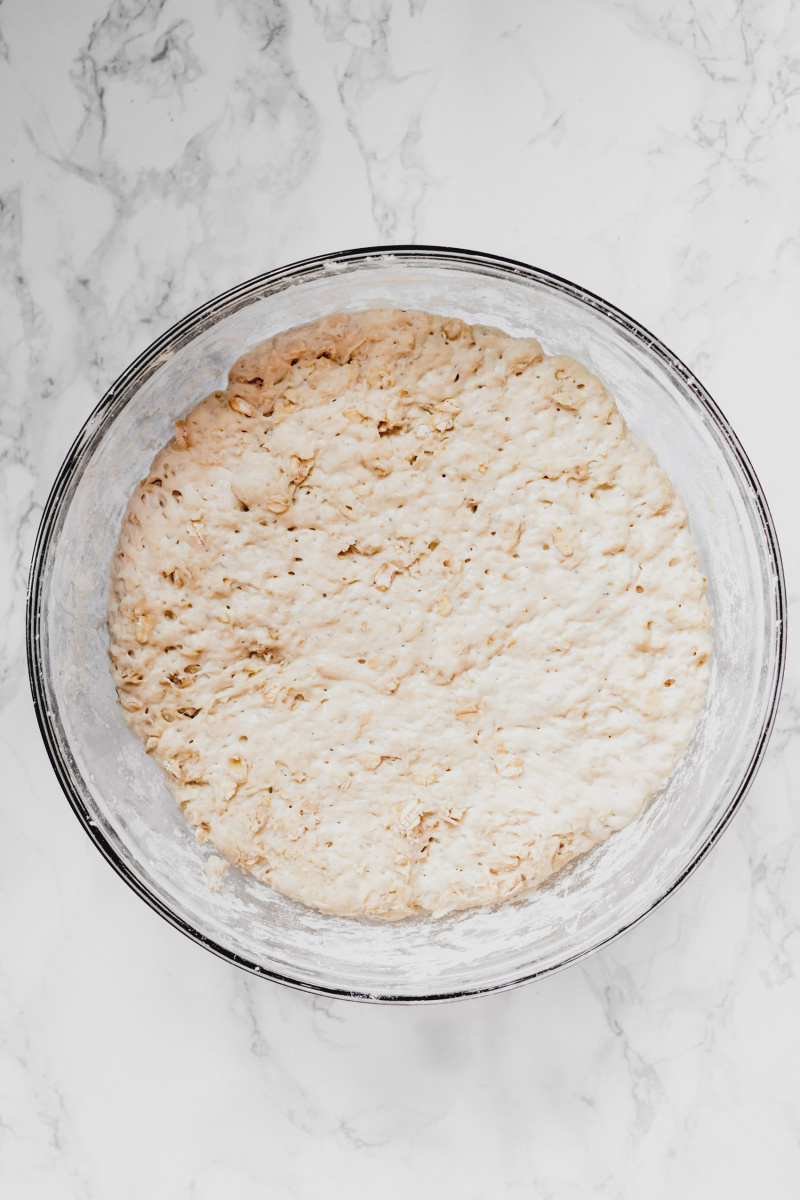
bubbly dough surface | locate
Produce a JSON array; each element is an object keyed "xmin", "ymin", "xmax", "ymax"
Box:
[{"xmin": 108, "ymin": 309, "xmax": 711, "ymax": 919}]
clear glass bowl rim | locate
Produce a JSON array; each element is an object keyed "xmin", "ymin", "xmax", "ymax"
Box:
[{"xmin": 26, "ymin": 244, "xmax": 787, "ymax": 1003}]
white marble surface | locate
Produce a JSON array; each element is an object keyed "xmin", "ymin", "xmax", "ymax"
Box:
[{"xmin": 2, "ymin": 0, "xmax": 800, "ymax": 1194}]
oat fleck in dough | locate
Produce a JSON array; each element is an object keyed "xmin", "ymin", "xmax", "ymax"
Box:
[{"xmin": 108, "ymin": 310, "xmax": 711, "ymax": 920}]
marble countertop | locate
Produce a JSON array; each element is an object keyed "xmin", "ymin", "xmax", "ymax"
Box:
[{"xmin": 2, "ymin": 0, "xmax": 800, "ymax": 1195}]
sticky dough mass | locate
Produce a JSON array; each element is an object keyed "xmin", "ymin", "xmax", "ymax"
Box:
[{"xmin": 108, "ymin": 309, "xmax": 711, "ymax": 920}]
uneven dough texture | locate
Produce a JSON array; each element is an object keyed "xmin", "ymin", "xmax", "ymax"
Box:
[{"xmin": 108, "ymin": 309, "xmax": 711, "ymax": 919}]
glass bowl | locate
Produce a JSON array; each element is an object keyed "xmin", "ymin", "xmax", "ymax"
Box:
[{"xmin": 27, "ymin": 246, "xmax": 786, "ymax": 1003}]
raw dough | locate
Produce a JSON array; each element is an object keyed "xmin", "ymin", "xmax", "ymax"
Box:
[{"xmin": 108, "ymin": 309, "xmax": 711, "ymax": 919}]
